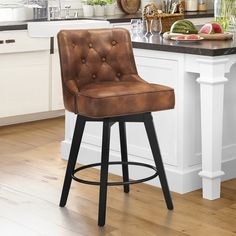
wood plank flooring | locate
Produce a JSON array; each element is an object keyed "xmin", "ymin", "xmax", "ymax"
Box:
[{"xmin": 0, "ymin": 117, "xmax": 236, "ymax": 236}]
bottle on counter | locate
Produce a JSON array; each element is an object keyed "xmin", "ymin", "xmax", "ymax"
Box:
[
  {"xmin": 198, "ymin": 0, "xmax": 207, "ymax": 11},
  {"xmin": 185, "ymin": 0, "xmax": 198, "ymax": 11}
]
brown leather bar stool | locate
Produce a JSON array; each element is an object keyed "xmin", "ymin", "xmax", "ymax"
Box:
[{"xmin": 57, "ymin": 28, "xmax": 175, "ymax": 227}]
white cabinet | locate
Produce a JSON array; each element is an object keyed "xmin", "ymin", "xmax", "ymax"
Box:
[
  {"xmin": 133, "ymin": 52, "xmax": 178, "ymax": 166},
  {"xmin": 0, "ymin": 30, "xmax": 50, "ymax": 118},
  {"xmin": 51, "ymin": 41, "xmax": 64, "ymax": 111},
  {"xmin": 0, "ymin": 52, "xmax": 50, "ymax": 118}
]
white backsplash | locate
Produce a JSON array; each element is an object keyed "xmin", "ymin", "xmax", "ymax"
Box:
[
  {"xmin": 207, "ymin": 0, "xmax": 214, "ymax": 10},
  {"xmin": 48, "ymin": 0, "xmax": 123, "ymax": 16},
  {"xmin": 48, "ymin": 0, "xmax": 81, "ymax": 9}
]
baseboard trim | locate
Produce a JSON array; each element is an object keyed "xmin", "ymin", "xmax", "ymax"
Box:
[
  {"xmin": 0, "ymin": 110, "xmax": 65, "ymax": 126},
  {"xmin": 61, "ymin": 140, "xmax": 236, "ymax": 194}
]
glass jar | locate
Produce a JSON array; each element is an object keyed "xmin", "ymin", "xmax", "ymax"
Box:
[
  {"xmin": 214, "ymin": 0, "xmax": 236, "ymax": 32},
  {"xmin": 198, "ymin": 0, "xmax": 207, "ymax": 12},
  {"xmin": 152, "ymin": 17, "xmax": 162, "ymax": 34},
  {"xmin": 185, "ymin": 0, "xmax": 198, "ymax": 12}
]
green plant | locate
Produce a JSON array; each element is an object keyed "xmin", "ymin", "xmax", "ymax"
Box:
[
  {"xmin": 92, "ymin": 0, "xmax": 107, "ymax": 6},
  {"xmin": 215, "ymin": 0, "xmax": 236, "ymax": 30},
  {"xmin": 82, "ymin": 0, "xmax": 94, "ymax": 5},
  {"xmin": 106, "ymin": 0, "xmax": 115, "ymax": 4}
]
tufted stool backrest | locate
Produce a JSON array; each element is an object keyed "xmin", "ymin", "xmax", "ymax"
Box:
[{"xmin": 58, "ymin": 28, "xmax": 141, "ymax": 113}]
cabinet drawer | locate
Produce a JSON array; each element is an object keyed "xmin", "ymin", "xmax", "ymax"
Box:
[{"xmin": 0, "ymin": 30, "xmax": 50, "ymax": 54}]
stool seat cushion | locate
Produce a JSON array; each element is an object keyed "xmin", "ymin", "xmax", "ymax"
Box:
[{"xmin": 76, "ymin": 81, "xmax": 174, "ymax": 118}]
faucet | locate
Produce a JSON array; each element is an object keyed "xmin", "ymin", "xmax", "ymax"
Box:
[
  {"xmin": 48, "ymin": 0, "xmax": 61, "ymax": 20},
  {"xmin": 47, "ymin": 0, "xmax": 71, "ymax": 19},
  {"xmin": 65, "ymin": 5, "xmax": 71, "ymax": 19}
]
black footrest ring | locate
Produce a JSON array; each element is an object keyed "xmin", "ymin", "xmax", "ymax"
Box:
[{"xmin": 72, "ymin": 161, "xmax": 158, "ymax": 186}]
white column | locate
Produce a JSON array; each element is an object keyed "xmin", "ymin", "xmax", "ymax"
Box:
[{"xmin": 196, "ymin": 58, "xmax": 228, "ymax": 200}]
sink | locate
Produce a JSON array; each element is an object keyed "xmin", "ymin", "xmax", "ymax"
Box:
[
  {"xmin": 28, "ymin": 20, "xmax": 111, "ymax": 38},
  {"xmin": 0, "ymin": 7, "xmax": 34, "ymax": 22}
]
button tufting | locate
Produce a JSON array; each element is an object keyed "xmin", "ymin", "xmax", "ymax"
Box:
[
  {"xmin": 72, "ymin": 43, "xmax": 76, "ymax": 48},
  {"xmin": 92, "ymin": 74, "xmax": 96, "ymax": 79},
  {"xmin": 117, "ymin": 72, "xmax": 121, "ymax": 77},
  {"xmin": 102, "ymin": 57, "xmax": 106, "ymax": 62},
  {"xmin": 89, "ymin": 43, "xmax": 93, "ymax": 48},
  {"xmin": 81, "ymin": 58, "xmax": 86, "ymax": 63},
  {"xmin": 112, "ymin": 40, "xmax": 117, "ymax": 46}
]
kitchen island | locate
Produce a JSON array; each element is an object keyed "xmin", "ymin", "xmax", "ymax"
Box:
[
  {"xmin": 61, "ymin": 32, "xmax": 236, "ymax": 200},
  {"xmin": 132, "ymin": 34, "xmax": 236, "ymax": 200}
]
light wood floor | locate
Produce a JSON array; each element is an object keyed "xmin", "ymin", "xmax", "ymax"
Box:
[{"xmin": 0, "ymin": 117, "xmax": 236, "ymax": 236}]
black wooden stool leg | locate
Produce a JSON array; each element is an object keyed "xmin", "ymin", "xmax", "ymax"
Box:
[
  {"xmin": 59, "ymin": 115, "xmax": 86, "ymax": 207},
  {"xmin": 98, "ymin": 119, "xmax": 111, "ymax": 227},
  {"xmin": 144, "ymin": 113, "xmax": 174, "ymax": 210},
  {"xmin": 119, "ymin": 122, "xmax": 130, "ymax": 193}
]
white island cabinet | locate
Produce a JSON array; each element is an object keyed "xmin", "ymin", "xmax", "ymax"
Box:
[{"xmin": 61, "ymin": 34, "xmax": 236, "ymax": 200}]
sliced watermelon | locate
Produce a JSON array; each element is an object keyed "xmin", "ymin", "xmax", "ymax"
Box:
[
  {"xmin": 176, "ymin": 35, "xmax": 186, "ymax": 40},
  {"xmin": 211, "ymin": 22, "xmax": 223, "ymax": 33},
  {"xmin": 198, "ymin": 23, "xmax": 214, "ymax": 34},
  {"xmin": 186, "ymin": 34, "xmax": 200, "ymax": 40},
  {"xmin": 170, "ymin": 20, "xmax": 198, "ymax": 34}
]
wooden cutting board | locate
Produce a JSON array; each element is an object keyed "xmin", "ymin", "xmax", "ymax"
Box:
[
  {"xmin": 163, "ymin": 32, "xmax": 233, "ymax": 40},
  {"xmin": 198, "ymin": 33, "xmax": 233, "ymax": 40},
  {"xmin": 119, "ymin": 0, "xmax": 141, "ymax": 14}
]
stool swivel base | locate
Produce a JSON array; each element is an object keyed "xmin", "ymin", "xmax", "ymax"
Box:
[{"xmin": 59, "ymin": 112, "xmax": 173, "ymax": 227}]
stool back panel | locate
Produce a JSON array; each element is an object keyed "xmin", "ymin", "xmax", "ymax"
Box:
[{"xmin": 58, "ymin": 28, "xmax": 141, "ymax": 113}]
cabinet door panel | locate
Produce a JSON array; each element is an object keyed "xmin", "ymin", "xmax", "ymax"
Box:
[
  {"xmin": 133, "ymin": 55, "xmax": 178, "ymax": 166},
  {"xmin": 0, "ymin": 52, "xmax": 50, "ymax": 118},
  {"xmin": 51, "ymin": 49, "xmax": 64, "ymax": 110}
]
